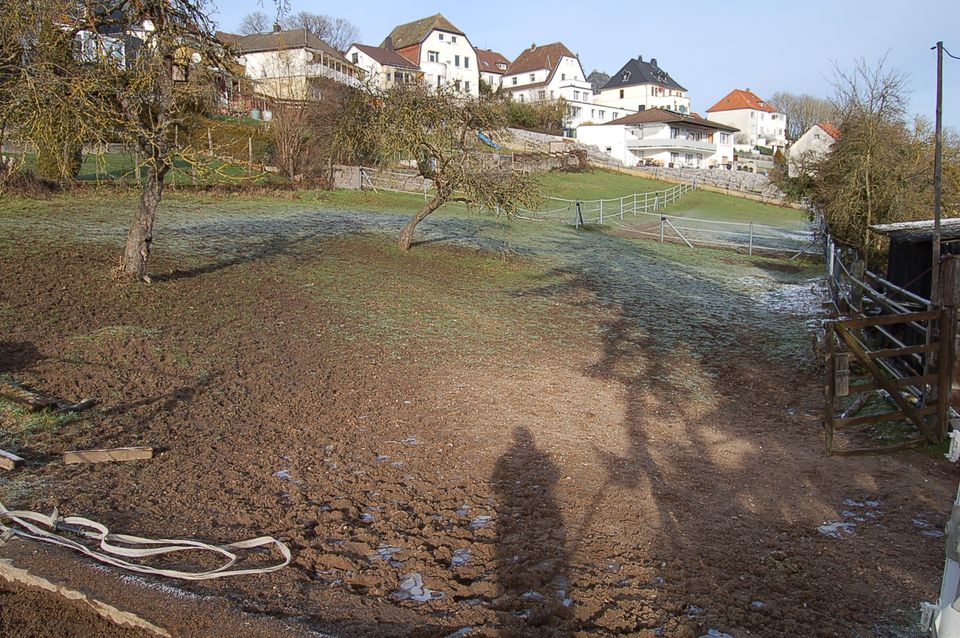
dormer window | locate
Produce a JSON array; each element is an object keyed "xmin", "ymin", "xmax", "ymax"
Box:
[
  {"xmin": 497, "ymin": 62, "xmax": 506, "ymax": 70},
  {"xmin": 622, "ymin": 71, "xmax": 630, "ymax": 81}
]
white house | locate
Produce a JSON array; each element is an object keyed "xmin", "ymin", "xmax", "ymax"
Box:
[
  {"xmin": 706, "ymin": 89, "xmax": 787, "ymax": 151},
  {"xmin": 788, "ymin": 122, "xmax": 840, "ymax": 176},
  {"xmin": 576, "ymin": 108, "xmax": 738, "ymax": 169},
  {"xmin": 501, "ymin": 42, "xmax": 631, "ymax": 134},
  {"xmin": 346, "ymin": 43, "xmax": 420, "ymax": 91},
  {"xmin": 232, "ymin": 27, "xmax": 362, "ymax": 100},
  {"xmin": 381, "ymin": 14, "xmax": 479, "ymax": 96},
  {"xmin": 477, "ymin": 48, "xmax": 510, "ymax": 91},
  {"xmin": 593, "ymin": 56, "xmax": 691, "ymax": 114}
]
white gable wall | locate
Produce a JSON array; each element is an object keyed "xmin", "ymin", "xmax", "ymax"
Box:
[{"xmin": 417, "ymin": 30, "xmax": 479, "ymax": 96}]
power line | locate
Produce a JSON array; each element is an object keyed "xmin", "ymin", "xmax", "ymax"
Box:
[{"xmin": 944, "ymin": 45, "xmax": 960, "ymax": 61}]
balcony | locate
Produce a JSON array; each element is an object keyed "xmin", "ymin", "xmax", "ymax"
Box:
[
  {"xmin": 625, "ymin": 137, "xmax": 717, "ymax": 154},
  {"xmin": 305, "ymin": 63, "xmax": 363, "ymax": 88}
]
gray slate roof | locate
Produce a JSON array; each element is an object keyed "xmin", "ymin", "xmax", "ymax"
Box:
[
  {"xmin": 601, "ymin": 56, "xmax": 685, "ymax": 92},
  {"xmin": 234, "ymin": 28, "xmax": 346, "ymax": 61}
]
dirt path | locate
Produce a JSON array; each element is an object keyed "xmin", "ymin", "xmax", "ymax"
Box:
[{"xmin": 0, "ymin": 200, "xmax": 955, "ymax": 637}]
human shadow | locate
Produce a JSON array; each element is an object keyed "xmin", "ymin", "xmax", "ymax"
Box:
[{"xmin": 492, "ymin": 426, "xmax": 572, "ymax": 636}]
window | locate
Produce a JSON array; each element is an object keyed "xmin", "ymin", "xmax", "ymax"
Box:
[
  {"xmin": 538, "ymin": 90, "xmax": 546, "ymax": 100},
  {"xmin": 599, "ymin": 110, "xmax": 605, "ymax": 119},
  {"xmin": 465, "ymin": 81, "xmax": 470, "ymax": 92},
  {"xmin": 452, "ymin": 35, "xmax": 457, "ymax": 42},
  {"xmin": 750, "ymin": 111, "xmax": 755, "ymax": 118},
  {"xmin": 619, "ymin": 89, "xmax": 624, "ymax": 99},
  {"xmin": 351, "ymin": 52, "xmax": 358, "ymax": 63},
  {"xmin": 573, "ymin": 90, "xmax": 580, "ymax": 100},
  {"xmin": 428, "ymin": 51, "xmax": 439, "ymax": 63},
  {"xmin": 591, "ymin": 109, "xmax": 595, "ymax": 118},
  {"xmin": 455, "ymin": 55, "xmax": 460, "ymax": 67},
  {"xmin": 670, "ymin": 128, "xmax": 679, "ymax": 139},
  {"xmin": 464, "ymin": 57, "xmax": 469, "ymax": 68},
  {"xmin": 550, "ymin": 90, "xmax": 554, "ymax": 99},
  {"xmin": 512, "ymin": 76, "xmax": 517, "ymax": 85},
  {"xmin": 561, "ymin": 73, "xmax": 566, "ymax": 80},
  {"xmin": 529, "ymin": 73, "xmax": 535, "ymax": 82},
  {"xmin": 519, "ymin": 95, "xmax": 525, "ymax": 102},
  {"xmin": 454, "ymin": 79, "xmax": 461, "ymax": 91},
  {"xmin": 438, "ymin": 33, "xmax": 443, "ymax": 40}
]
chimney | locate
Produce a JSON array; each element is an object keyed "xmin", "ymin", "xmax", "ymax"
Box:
[
  {"xmin": 650, "ymin": 58, "xmax": 657, "ymax": 67},
  {"xmin": 531, "ymin": 42, "xmax": 537, "ymax": 51},
  {"xmin": 273, "ymin": 22, "xmax": 281, "ymax": 32},
  {"xmin": 637, "ymin": 55, "xmax": 643, "ymax": 62}
]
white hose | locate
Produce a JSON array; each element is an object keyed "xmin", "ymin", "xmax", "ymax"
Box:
[{"xmin": 0, "ymin": 503, "xmax": 291, "ymax": 580}]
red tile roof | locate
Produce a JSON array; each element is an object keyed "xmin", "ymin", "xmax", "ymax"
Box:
[
  {"xmin": 477, "ymin": 48, "xmax": 510, "ymax": 75},
  {"xmin": 706, "ymin": 89, "xmax": 777, "ymax": 114},
  {"xmin": 506, "ymin": 42, "xmax": 576, "ymax": 77},
  {"xmin": 818, "ymin": 122, "xmax": 841, "ymax": 140}
]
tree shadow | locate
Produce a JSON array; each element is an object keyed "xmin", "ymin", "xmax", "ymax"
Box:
[
  {"xmin": 0, "ymin": 341, "xmax": 44, "ymax": 374},
  {"xmin": 492, "ymin": 426, "xmax": 572, "ymax": 636}
]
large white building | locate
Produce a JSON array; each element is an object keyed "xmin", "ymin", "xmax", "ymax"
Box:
[
  {"xmin": 593, "ymin": 56, "xmax": 691, "ymax": 114},
  {"xmin": 788, "ymin": 122, "xmax": 840, "ymax": 176},
  {"xmin": 501, "ymin": 42, "xmax": 631, "ymax": 134},
  {"xmin": 231, "ymin": 27, "xmax": 362, "ymax": 100},
  {"xmin": 381, "ymin": 14, "xmax": 479, "ymax": 96},
  {"xmin": 576, "ymin": 108, "xmax": 738, "ymax": 169},
  {"xmin": 706, "ymin": 89, "xmax": 787, "ymax": 151},
  {"xmin": 346, "ymin": 43, "xmax": 420, "ymax": 91}
]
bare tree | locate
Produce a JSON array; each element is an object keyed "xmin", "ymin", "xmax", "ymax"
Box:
[
  {"xmin": 281, "ymin": 11, "xmax": 359, "ymax": 51},
  {"xmin": 238, "ymin": 11, "xmax": 271, "ymax": 34},
  {"xmin": 813, "ymin": 58, "xmax": 918, "ymax": 255},
  {"xmin": 768, "ymin": 91, "xmax": 837, "ymax": 141},
  {"xmin": 336, "ymin": 83, "xmax": 539, "ymax": 250}
]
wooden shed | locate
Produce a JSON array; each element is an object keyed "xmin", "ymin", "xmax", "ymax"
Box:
[{"xmin": 871, "ymin": 218, "xmax": 960, "ymax": 300}]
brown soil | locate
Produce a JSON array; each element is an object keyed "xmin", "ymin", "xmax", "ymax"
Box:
[{"xmin": 0, "ymin": 233, "xmax": 956, "ymax": 638}]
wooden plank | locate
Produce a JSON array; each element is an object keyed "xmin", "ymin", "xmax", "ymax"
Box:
[
  {"xmin": 835, "ymin": 352, "xmax": 850, "ymax": 397},
  {"xmin": 825, "ymin": 322, "xmax": 836, "ymax": 455},
  {"xmin": 868, "ymin": 343, "xmax": 938, "ymax": 359},
  {"xmin": 837, "ymin": 325, "xmax": 938, "ymax": 442},
  {"xmin": 838, "ymin": 309, "xmax": 941, "ymax": 329},
  {"xmin": 63, "ymin": 447, "xmax": 153, "ymax": 465},
  {"xmin": 835, "ymin": 405, "xmax": 938, "ymax": 429},
  {"xmin": 849, "ymin": 374, "xmax": 939, "ymax": 394},
  {"xmin": 0, "ymin": 449, "xmax": 24, "ymax": 471}
]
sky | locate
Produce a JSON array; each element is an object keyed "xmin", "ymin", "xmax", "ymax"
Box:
[{"xmin": 213, "ymin": 0, "xmax": 960, "ymax": 129}]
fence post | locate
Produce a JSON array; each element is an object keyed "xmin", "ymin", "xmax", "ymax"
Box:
[
  {"xmin": 247, "ymin": 137, "xmax": 253, "ymax": 177},
  {"xmin": 207, "ymin": 128, "xmax": 213, "ymax": 155},
  {"xmin": 600, "ymin": 199, "xmax": 604, "ymax": 224},
  {"xmin": 633, "ymin": 192, "xmax": 637, "ymax": 215},
  {"xmin": 660, "ymin": 216, "xmax": 664, "ymax": 243},
  {"xmin": 620, "ymin": 197, "xmax": 624, "ymax": 220},
  {"xmin": 748, "ymin": 222, "xmax": 754, "ymax": 256},
  {"xmin": 575, "ymin": 201, "xmax": 583, "ymax": 229}
]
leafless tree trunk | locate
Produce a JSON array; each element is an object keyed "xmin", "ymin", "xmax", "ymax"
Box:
[
  {"xmin": 122, "ymin": 153, "xmax": 170, "ymax": 281},
  {"xmin": 398, "ymin": 189, "xmax": 446, "ymax": 251}
]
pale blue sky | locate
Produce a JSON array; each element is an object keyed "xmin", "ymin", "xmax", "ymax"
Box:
[{"xmin": 215, "ymin": 0, "xmax": 959, "ymax": 128}]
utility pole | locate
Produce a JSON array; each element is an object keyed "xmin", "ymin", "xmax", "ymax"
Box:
[{"xmin": 931, "ymin": 41, "xmax": 944, "ymax": 308}]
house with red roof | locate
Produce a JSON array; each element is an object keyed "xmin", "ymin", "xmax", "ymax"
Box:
[
  {"xmin": 346, "ymin": 43, "xmax": 421, "ymax": 90},
  {"xmin": 788, "ymin": 122, "xmax": 840, "ymax": 177},
  {"xmin": 380, "ymin": 14, "xmax": 479, "ymax": 96},
  {"xmin": 477, "ymin": 49, "xmax": 510, "ymax": 91},
  {"xmin": 501, "ymin": 42, "xmax": 631, "ymax": 134},
  {"xmin": 705, "ymin": 89, "xmax": 787, "ymax": 151}
]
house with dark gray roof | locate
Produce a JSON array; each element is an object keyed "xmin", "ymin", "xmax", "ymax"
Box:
[
  {"xmin": 380, "ymin": 14, "xmax": 478, "ymax": 96},
  {"xmin": 228, "ymin": 26, "xmax": 362, "ymax": 100},
  {"xmin": 593, "ymin": 55, "xmax": 691, "ymax": 115}
]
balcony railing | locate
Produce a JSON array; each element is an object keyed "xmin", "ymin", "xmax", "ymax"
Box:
[
  {"xmin": 305, "ymin": 63, "xmax": 363, "ymax": 87},
  {"xmin": 626, "ymin": 137, "xmax": 716, "ymax": 153}
]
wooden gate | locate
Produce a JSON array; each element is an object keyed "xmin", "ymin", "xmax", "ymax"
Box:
[{"xmin": 824, "ymin": 308, "xmax": 956, "ymax": 455}]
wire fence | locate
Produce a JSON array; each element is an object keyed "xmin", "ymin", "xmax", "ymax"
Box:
[{"xmin": 358, "ymin": 166, "xmax": 819, "ymax": 256}]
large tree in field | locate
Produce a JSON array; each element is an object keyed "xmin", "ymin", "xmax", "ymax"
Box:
[
  {"xmin": 337, "ymin": 83, "xmax": 539, "ymax": 251},
  {"xmin": 4, "ymin": 0, "xmax": 233, "ymax": 281},
  {"xmin": 813, "ymin": 59, "xmax": 942, "ymax": 256}
]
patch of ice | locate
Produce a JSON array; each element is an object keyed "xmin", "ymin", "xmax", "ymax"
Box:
[
  {"xmin": 470, "ymin": 515, "xmax": 493, "ymax": 530},
  {"xmin": 392, "ymin": 572, "xmax": 444, "ymax": 602},
  {"xmin": 818, "ymin": 521, "xmax": 856, "ymax": 538},
  {"xmin": 444, "ymin": 629, "xmax": 475, "ymax": 638},
  {"xmin": 368, "ymin": 545, "xmax": 403, "ymax": 562},
  {"xmin": 451, "ymin": 549, "xmax": 472, "ymax": 567},
  {"xmin": 360, "ymin": 513, "xmax": 375, "ymax": 524},
  {"xmin": 701, "ymin": 631, "xmax": 734, "ymax": 638},
  {"xmin": 273, "ymin": 469, "xmax": 291, "ymax": 480}
]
